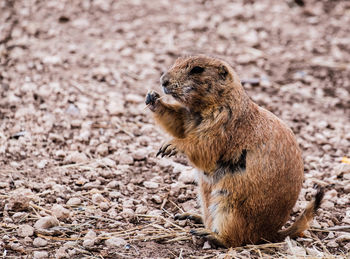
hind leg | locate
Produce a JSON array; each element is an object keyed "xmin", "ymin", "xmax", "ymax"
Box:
[
  {"xmin": 174, "ymin": 212, "xmax": 203, "ymax": 224},
  {"xmin": 190, "ymin": 228, "xmax": 227, "ymax": 248}
]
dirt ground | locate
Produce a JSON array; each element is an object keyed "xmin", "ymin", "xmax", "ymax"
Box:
[{"xmin": 1, "ymin": 0, "xmax": 350, "ymax": 258}]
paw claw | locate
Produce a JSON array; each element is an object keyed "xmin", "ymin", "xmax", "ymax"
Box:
[
  {"xmin": 157, "ymin": 143, "xmax": 176, "ymax": 158},
  {"xmin": 174, "ymin": 214, "xmax": 181, "ymax": 220},
  {"xmin": 145, "ymin": 90, "xmax": 160, "ymax": 106}
]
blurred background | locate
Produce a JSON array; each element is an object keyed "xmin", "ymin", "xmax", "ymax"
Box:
[{"xmin": 0, "ymin": 0, "xmax": 349, "ymax": 257}]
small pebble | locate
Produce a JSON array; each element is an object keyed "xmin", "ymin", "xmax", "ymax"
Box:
[
  {"xmin": 151, "ymin": 194, "xmax": 162, "ymax": 204},
  {"xmin": 33, "ymin": 237, "xmax": 48, "ymax": 247},
  {"xmin": 99, "ymin": 202, "xmax": 110, "ymax": 211},
  {"xmin": 33, "ymin": 251, "xmax": 49, "ymax": 259},
  {"xmin": 55, "ymin": 150, "xmax": 66, "ymax": 159},
  {"xmin": 320, "ymin": 200, "xmax": 334, "ymax": 209},
  {"xmin": 327, "ymin": 240, "xmax": 339, "ymax": 248},
  {"xmin": 96, "ymin": 143, "xmax": 109, "ymax": 156},
  {"xmin": 17, "ymin": 224, "xmax": 34, "ymax": 237},
  {"xmin": 55, "ymin": 247, "xmax": 68, "ymax": 259},
  {"xmin": 84, "ymin": 230, "xmax": 97, "ymax": 240},
  {"xmin": 37, "ymin": 160, "xmax": 47, "ymax": 169},
  {"xmin": 178, "ymin": 168, "xmax": 196, "ymax": 184},
  {"xmin": 92, "ymin": 193, "xmax": 105, "ymax": 204},
  {"xmin": 335, "ymin": 234, "xmax": 350, "ymax": 243},
  {"xmin": 51, "ymin": 204, "xmax": 70, "ymax": 220},
  {"xmin": 83, "ymin": 239, "xmax": 95, "ymax": 247},
  {"xmin": 105, "ymin": 237, "xmax": 126, "ymax": 248},
  {"xmin": 133, "ymin": 149, "xmax": 148, "ymax": 160},
  {"xmin": 34, "ymin": 216, "xmax": 59, "ymax": 229},
  {"xmin": 203, "ymin": 241, "xmax": 211, "ymax": 249},
  {"xmin": 65, "ymin": 151, "xmax": 88, "ymax": 163},
  {"xmin": 117, "ymin": 152, "xmax": 134, "ymax": 165},
  {"xmin": 66, "ymin": 197, "xmax": 81, "ymax": 206},
  {"xmin": 143, "ymin": 181, "xmax": 159, "ymax": 189}
]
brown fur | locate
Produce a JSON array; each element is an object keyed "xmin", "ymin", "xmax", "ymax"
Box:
[{"xmin": 146, "ymin": 55, "xmax": 323, "ymax": 248}]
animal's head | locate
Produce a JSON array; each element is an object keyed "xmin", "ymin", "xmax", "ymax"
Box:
[{"xmin": 160, "ymin": 55, "xmax": 243, "ymax": 111}]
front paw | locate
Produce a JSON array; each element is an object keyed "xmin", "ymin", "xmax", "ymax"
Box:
[
  {"xmin": 145, "ymin": 90, "xmax": 160, "ymax": 111},
  {"xmin": 156, "ymin": 143, "xmax": 177, "ymax": 157}
]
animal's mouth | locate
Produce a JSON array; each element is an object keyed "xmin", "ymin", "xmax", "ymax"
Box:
[
  {"xmin": 162, "ymin": 86, "xmax": 181, "ymax": 101},
  {"xmin": 162, "ymin": 86, "xmax": 171, "ymax": 95}
]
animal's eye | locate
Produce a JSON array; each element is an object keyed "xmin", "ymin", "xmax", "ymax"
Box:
[{"xmin": 189, "ymin": 66, "xmax": 205, "ymax": 74}]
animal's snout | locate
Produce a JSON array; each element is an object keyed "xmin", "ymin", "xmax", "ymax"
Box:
[{"xmin": 160, "ymin": 73, "xmax": 170, "ymax": 88}]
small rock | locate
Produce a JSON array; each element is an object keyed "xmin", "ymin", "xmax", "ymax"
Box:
[
  {"xmin": 49, "ymin": 133, "xmax": 65, "ymax": 143},
  {"xmin": 178, "ymin": 168, "xmax": 196, "ymax": 184},
  {"xmin": 71, "ymin": 119, "xmax": 81, "ymax": 128},
  {"xmin": 55, "ymin": 247, "xmax": 68, "ymax": 259},
  {"xmin": 83, "ymin": 239, "xmax": 95, "ymax": 247},
  {"xmin": 132, "ymin": 149, "xmax": 148, "ymax": 160},
  {"xmin": 65, "ymin": 103, "xmax": 80, "ymax": 116},
  {"xmin": 335, "ymin": 234, "xmax": 350, "ymax": 243},
  {"xmin": 217, "ymin": 23, "xmax": 234, "ymax": 39},
  {"xmin": 99, "ymin": 157, "xmax": 116, "ymax": 167},
  {"xmin": 143, "ymin": 181, "xmax": 159, "ymax": 189},
  {"xmin": 33, "ymin": 237, "xmax": 48, "ymax": 247},
  {"xmin": 84, "ymin": 230, "xmax": 97, "ymax": 240},
  {"xmin": 6, "ymin": 188, "xmax": 37, "ymax": 211},
  {"xmin": 105, "ymin": 237, "xmax": 126, "ymax": 248},
  {"xmin": 92, "ymin": 193, "xmax": 105, "ymax": 204},
  {"xmin": 306, "ymin": 247, "xmax": 323, "ymax": 257},
  {"xmin": 327, "ymin": 240, "xmax": 339, "ymax": 248},
  {"xmin": 289, "ymin": 246, "xmax": 306, "ymax": 256},
  {"xmin": 34, "ymin": 216, "xmax": 59, "ymax": 229},
  {"xmin": 109, "ymin": 191, "xmax": 122, "ymax": 199},
  {"xmin": 33, "ymin": 251, "xmax": 49, "ymax": 259},
  {"xmin": 17, "ymin": 224, "xmax": 34, "ymax": 237},
  {"xmin": 78, "ymin": 130, "xmax": 91, "ymax": 142},
  {"xmin": 345, "ymin": 242, "xmax": 350, "ymax": 251},
  {"xmin": 203, "ymin": 241, "xmax": 211, "ymax": 249},
  {"xmin": 55, "ymin": 150, "xmax": 66, "ymax": 159},
  {"xmin": 148, "ymin": 209, "xmax": 162, "ymax": 217},
  {"xmin": 151, "ymin": 195, "xmax": 162, "ymax": 204},
  {"xmin": 10, "ymin": 242, "xmax": 24, "ymax": 251},
  {"xmin": 66, "ymin": 197, "xmax": 81, "ymax": 206},
  {"xmin": 96, "ymin": 143, "xmax": 109, "ymax": 156},
  {"xmin": 24, "ymin": 236, "xmax": 32, "ymax": 244},
  {"xmin": 324, "ymin": 189, "xmax": 337, "ymax": 199},
  {"xmin": 99, "ymin": 202, "xmax": 110, "ymax": 211},
  {"xmin": 116, "ymin": 152, "xmax": 134, "ymax": 165},
  {"xmin": 65, "ymin": 151, "xmax": 88, "ymax": 164},
  {"xmin": 320, "ymin": 200, "xmax": 334, "ymax": 209},
  {"xmin": 121, "ymin": 208, "xmax": 134, "ymax": 218},
  {"xmin": 43, "ymin": 55, "xmax": 61, "ymax": 65},
  {"xmin": 106, "ymin": 180, "xmax": 119, "ymax": 188},
  {"xmin": 37, "ymin": 160, "xmax": 47, "ymax": 169},
  {"xmin": 135, "ymin": 205, "xmax": 148, "ymax": 214},
  {"xmin": 51, "ymin": 204, "xmax": 70, "ymax": 220},
  {"xmin": 242, "ymin": 30, "xmax": 259, "ymax": 46}
]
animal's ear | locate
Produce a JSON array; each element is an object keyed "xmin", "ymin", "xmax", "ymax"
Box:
[{"xmin": 218, "ymin": 65, "xmax": 228, "ymax": 80}]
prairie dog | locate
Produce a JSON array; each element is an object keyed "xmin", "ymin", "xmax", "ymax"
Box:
[{"xmin": 146, "ymin": 55, "xmax": 323, "ymax": 247}]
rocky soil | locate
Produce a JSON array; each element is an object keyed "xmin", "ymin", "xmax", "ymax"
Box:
[{"xmin": 0, "ymin": 0, "xmax": 349, "ymax": 258}]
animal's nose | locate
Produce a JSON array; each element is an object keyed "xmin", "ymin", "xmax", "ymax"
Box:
[{"xmin": 160, "ymin": 73, "xmax": 170, "ymax": 87}]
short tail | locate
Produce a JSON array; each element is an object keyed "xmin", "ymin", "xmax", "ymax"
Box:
[{"xmin": 278, "ymin": 187, "xmax": 324, "ymax": 240}]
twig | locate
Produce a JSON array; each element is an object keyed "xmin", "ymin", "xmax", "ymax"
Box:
[
  {"xmin": 29, "ymin": 202, "xmax": 53, "ymax": 215},
  {"xmin": 310, "ymin": 225, "xmax": 350, "ymax": 233},
  {"xmin": 169, "ymin": 200, "xmax": 184, "ymax": 214}
]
